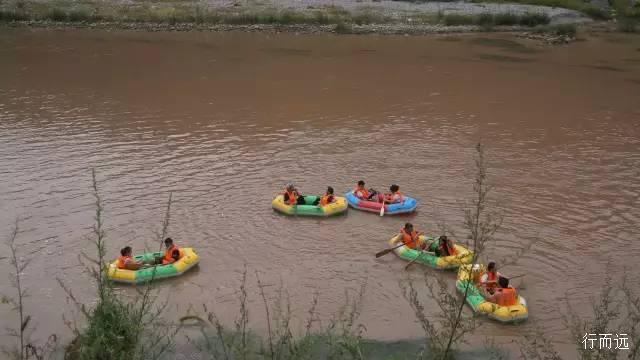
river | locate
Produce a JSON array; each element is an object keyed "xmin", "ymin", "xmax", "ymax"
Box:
[{"xmin": 0, "ymin": 28, "xmax": 639, "ymax": 358}]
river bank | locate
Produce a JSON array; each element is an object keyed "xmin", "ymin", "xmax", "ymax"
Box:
[{"xmin": 0, "ymin": 0, "xmax": 611, "ymax": 42}]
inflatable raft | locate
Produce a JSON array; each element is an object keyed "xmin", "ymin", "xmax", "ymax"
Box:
[
  {"xmin": 107, "ymin": 247, "xmax": 200, "ymax": 284},
  {"xmin": 455, "ymin": 264, "xmax": 528, "ymax": 323},
  {"xmin": 389, "ymin": 234, "xmax": 473, "ymax": 270},
  {"xmin": 344, "ymin": 191, "xmax": 417, "ymax": 215},
  {"xmin": 272, "ymin": 195, "xmax": 348, "ymax": 216}
]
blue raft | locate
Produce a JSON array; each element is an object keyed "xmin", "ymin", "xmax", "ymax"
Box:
[{"xmin": 343, "ymin": 191, "xmax": 418, "ymax": 215}]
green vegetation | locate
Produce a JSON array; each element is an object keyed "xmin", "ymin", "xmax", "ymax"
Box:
[
  {"xmin": 443, "ymin": 12, "xmax": 550, "ymax": 26},
  {"xmin": 470, "ymin": 0, "xmax": 611, "ymax": 20},
  {"xmin": 533, "ymin": 22, "xmax": 578, "ymax": 37}
]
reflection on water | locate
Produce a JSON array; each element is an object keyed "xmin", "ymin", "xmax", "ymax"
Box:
[{"xmin": 0, "ymin": 28, "xmax": 639, "ymax": 357}]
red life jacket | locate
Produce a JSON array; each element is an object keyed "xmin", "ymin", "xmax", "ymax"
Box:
[
  {"xmin": 162, "ymin": 244, "xmax": 181, "ymax": 265},
  {"xmin": 353, "ymin": 186, "xmax": 369, "ymax": 200},
  {"xmin": 495, "ymin": 287, "xmax": 517, "ymax": 306},
  {"xmin": 400, "ymin": 228, "xmax": 420, "ymax": 249},
  {"xmin": 117, "ymin": 255, "xmax": 132, "ymax": 269}
]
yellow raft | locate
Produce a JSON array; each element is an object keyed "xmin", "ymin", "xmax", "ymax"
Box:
[
  {"xmin": 107, "ymin": 247, "xmax": 200, "ymax": 284},
  {"xmin": 455, "ymin": 264, "xmax": 528, "ymax": 323},
  {"xmin": 272, "ymin": 194, "xmax": 348, "ymax": 216}
]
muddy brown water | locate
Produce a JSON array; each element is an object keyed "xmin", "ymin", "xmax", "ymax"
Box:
[{"xmin": 1, "ymin": 28, "xmax": 639, "ymax": 357}]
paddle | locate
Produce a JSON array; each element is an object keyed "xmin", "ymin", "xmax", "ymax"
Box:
[
  {"xmin": 379, "ymin": 199, "xmax": 385, "ymax": 216},
  {"xmin": 375, "ymin": 240, "xmax": 405, "ymax": 258},
  {"xmin": 479, "ymin": 274, "xmax": 526, "ymax": 286},
  {"xmin": 404, "ymin": 236, "xmax": 435, "ymax": 270}
]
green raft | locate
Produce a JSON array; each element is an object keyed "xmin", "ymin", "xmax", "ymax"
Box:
[
  {"xmin": 389, "ymin": 235, "xmax": 474, "ymax": 270},
  {"xmin": 107, "ymin": 247, "xmax": 199, "ymax": 284}
]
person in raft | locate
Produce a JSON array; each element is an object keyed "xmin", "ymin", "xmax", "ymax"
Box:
[
  {"xmin": 154, "ymin": 237, "xmax": 181, "ymax": 265},
  {"xmin": 381, "ymin": 184, "xmax": 404, "ymax": 204},
  {"xmin": 313, "ymin": 186, "xmax": 335, "ymax": 206},
  {"xmin": 435, "ymin": 235, "xmax": 457, "ymax": 257},
  {"xmin": 480, "ymin": 261, "xmax": 503, "ymax": 296},
  {"xmin": 353, "ymin": 180, "xmax": 379, "ymax": 201},
  {"xmin": 485, "ymin": 276, "xmax": 518, "ymax": 306},
  {"xmin": 399, "ymin": 223, "xmax": 426, "ymax": 250},
  {"xmin": 283, "ymin": 183, "xmax": 305, "ymax": 205},
  {"xmin": 116, "ymin": 246, "xmax": 145, "ymax": 270}
]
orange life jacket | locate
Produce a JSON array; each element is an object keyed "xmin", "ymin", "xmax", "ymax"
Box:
[
  {"xmin": 483, "ymin": 271, "xmax": 498, "ymax": 290},
  {"xmin": 162, "ymin": 244, "xmax": 181, "ymax": 265},
  {"xmin": 495, "ymin": 287, "xmax": 517, "ymax": 306},
  {"xmin": 117, "ymin": 255, "xmax": 132, "ymax": 269},
  {"xmin": 400, "ymin": 228, "xmax": 420, "ymax": 249},
  {"xmin": 439, "ymin": 241, "xmax": 457, "ymax": 256},
  {"xmin": 385, "ymin": 191, "xmax": 403, "ymax": 203},
  {"xmin": 284, "ymin": 190, "xmax": 298, "ymax": 205},
  {"xmin": 354, "ymin": 186, "xmax": 369, "ymax": 199},
  {"xmin": 320, "ymin": 193, "xmax": 334, "ymax": 206}
]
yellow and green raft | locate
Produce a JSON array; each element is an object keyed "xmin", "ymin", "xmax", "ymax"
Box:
[
  {"xmin": 389, "ymin": 235, "xmax": 473, "ymax": 270},
  {"xmin": 455, "ymin": 264, "xmax": 529, "ymax": 323},
  {"xmin": 272, "ymin": 194, "xmax": 348, "ymax": 216},
  {"xmin": 107, "ymin": 247, "xmax": 200, "ymax": 284}
]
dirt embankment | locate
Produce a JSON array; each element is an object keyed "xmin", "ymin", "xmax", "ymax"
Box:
[{"xmin": 0, "ymin": 0, "xmax": 599, "ymax": 41}]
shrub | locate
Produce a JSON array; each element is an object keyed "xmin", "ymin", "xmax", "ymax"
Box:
[
  {"xmin": 494, "ymin": 12, "xmax": 520, "ymax": 25},
  {"xmin": 443, "ymin": 13, "xmax": 475, "ymax": 26},
  {"xmin": 0, "ymin": 9, "xmax": 29, "ymax": 21},
  {"xmin": 48, "ymin": 8, "xmax": 68, "ymax": 21},
  {"xmin": 551, "ymin": 23, "xmax": 577, "ymax": 36},
  {"xmin": 334, "ymin": 21, "xmax": 353, "ymax": 33},
  {"xmin": 475, "ymin": 12, "xmax": 495, "ymax": 27},
  {"xmin": 618, "ymin": 18, "xmax": 638, "ymax": 32},
  {"xmin": 582, "ymin": 5, "xmax": 611, "ymax": 20},
  {"xmin": 519, "ymin": 12, "xmax": 550, "ymax": 26}
]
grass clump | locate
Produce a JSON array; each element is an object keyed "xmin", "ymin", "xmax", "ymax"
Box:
[
  {"xmin": 518, "ymin": 12, "xmax": 550, "ymax": 26},
  {"xmin": 617, "ymin": 18, "xmax": 638, "ymax": 33},
  {"xmin": 442, "ymin": 12, "xmax": 549, "ymax": 27},
  {"xmin": 493, "ymin": 12, "xmax": 520, "ymax": 25},
  {"xmin": 0, "ymin": 9, "xmax": 29, "ymax": 21},
  {"xmin": 547, "ymin": 23, "xmax": 577, "ymax": 36},
  {"xmin": 470, "ymin": 0, "xmax": 611, "ymax": 20},
  {"xmin": 335, "ymin": 21, "xmax": 353, "ymax": 33}
]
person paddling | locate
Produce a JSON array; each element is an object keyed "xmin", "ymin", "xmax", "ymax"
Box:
[
  {"xmin": 480, "ymin": 261, "xmax": 503, "ymax": 296},
  {"xmin": 116, "ymin": 246, "xmax": 144, "ymax": 270},
  {"xmin": 353, "ymin": 180, "xmax": 378, "ymax": 201},
  {"xmin": 435, "ymin": 235, "xmax": 457, "ymax": 257},
  {"xmin": 486, "ymin": 276, "xmax": 518, "ymax": 306},
  {"xmin": 314, "ymin": 186, "xmax": 335, "ymax": 206},
  {"xmin": 399, "ymin": 223, "xmax": 426, "ymax": 250},
  {"xmin": 155, "ymin": 238, "xmax": 181, "ymax": 265},
  {"xmin": 382, "ymin": 184, "xmax": 403, "ymax": 204},
  {"xmin": 283, "ymin": 183, "xmax": 304, "ymax": 205}
]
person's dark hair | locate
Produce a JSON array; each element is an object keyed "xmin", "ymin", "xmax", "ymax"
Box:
[
  {"xmin": 390, "ymin": 184, "xmax": 399, "ymax": 192},
  {"xmin": 327, "ymin": 186, "xmax": 334, "ymax": 194},
  {"xmin": 440, "ymin": 235, "xmax": 448, "ymax": 242},
  {"xmin": 357, "ymin": 180, "xmax": 365, "ymax": 186},
  {"xmin": 164, "ymin": 237, "xmax": 173, "ymax": 245},
  {"xmin": 121, "ymin": 246, "xmax": 132, "ymax": 256},
  {"xmin": 404, "ymin": 222, "xmax": 413, "ymax": 230},
  {"xmin": 498, "ymin": 276, "xmax": 509, "ymax": 288},
  {"xmin": 488, "ymin": 261, "xmax": 496, "ymax": 271}
]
